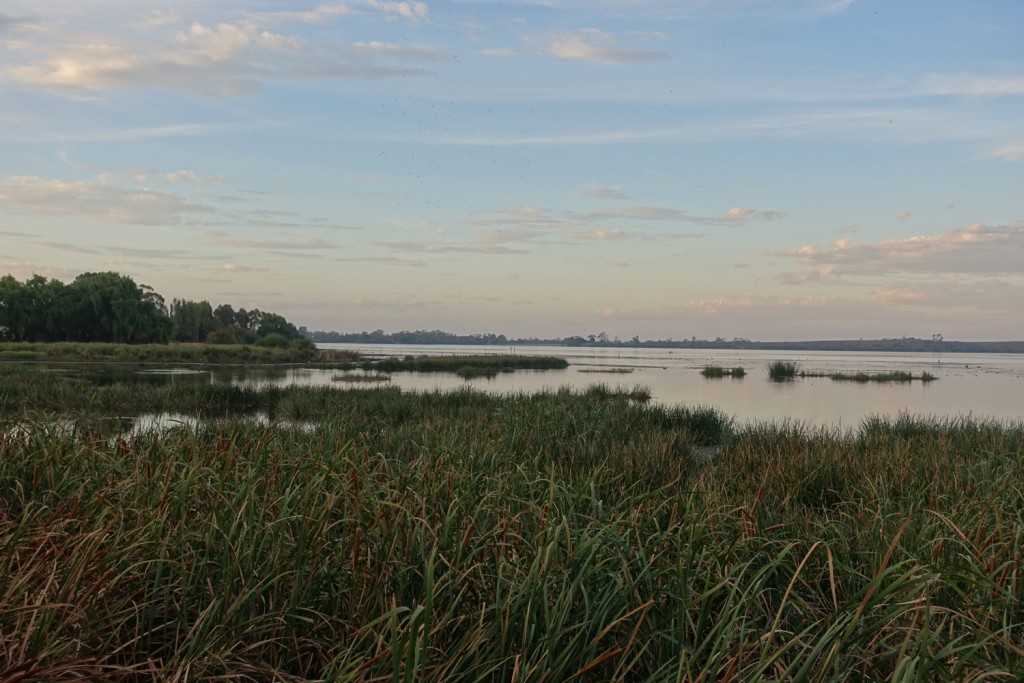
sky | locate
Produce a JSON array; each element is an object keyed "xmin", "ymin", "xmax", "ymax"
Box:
[{"xmin": 1, "ymin": 0, "xmax": 1022, "ymax": 341}]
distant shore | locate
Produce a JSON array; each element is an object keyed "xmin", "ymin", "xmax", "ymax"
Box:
[{"xmin": 309, "ymin": 332, "xmax": 1024, "ymax": 354}]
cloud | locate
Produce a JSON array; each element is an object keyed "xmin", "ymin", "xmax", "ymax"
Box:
[
  {"xmin": 896, "ymin": 210, "xmax": 911, "ymax": 221},
  {"xmin": 334, "ymin": 255, "xmax": 427, "ymax": 267},
  {"xmin": 724, "ymin": 207, "xmax": 756, "ymax": 220},
  {"xmin": 775, "ymin": 222, "xmax": 1024, "ymax": 277},
  {"xmin": 868, "ymin": 285, "xmax": 924, "ymax": 304},
  {"xmin": 164, "ymin": 170, "xmax": 224, "ymax": 184},
  {"xmin": 0, "ymin": 12, "xmax": 31, "ymax": 32},
  {"xmin": 547, "ymin": 29, "xmax": 669, "ymax": 64},
  {"xmin": 29, "ymin": 241, "xmax": 99, "ymax": 255},
  {"xmin": 988, "ymin": 141, "xmax": 1024, "ymax": 162},
  {"xmin": 199, "ymin": 229, "xmax": 337, "ymax": 250},
  {"xmin": 577, "ymin": 185, "xmax": 630, "ymax": 200},
  {"xmin": 0, "ymin": 175, "xmax": 214, "ymax": 225},
  {"xmin": 108, "ymin": 246, "xmax": 196, "ymax": 260},
  {"xmin": 221, "ymin": 263, "xmax": 270, "ymax": 273},
  {"xmin": 921, "ymin": 73, "xmax": 1024, "ymax": 98},
  {"xmin": 246, "ymin": 4, "xmax": 358, "ymax": 24},
  {"xmin": 235, "ymin": 1, "xmax": 428, "ymax": 25},
  {"xmin": 572, "ymin": 229, "xmax": 628, "ymax": 240},
  {"xmin": 813, "ymin": 0, "xmax": 856, "ymax": 14},
  {"xmin": 776, "ymin": 268, "xmax": 834, "ymax": 285},
  {"xmin": 376, "ymin": 240, "xmax": 527, "ymax": 254},
  {"xmin": 7, "ymin": 19, "xmax": 444, "ymax": 96}
]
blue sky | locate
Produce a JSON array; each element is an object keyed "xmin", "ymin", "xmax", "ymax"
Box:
[{"xmin": 2, "ymin": 0, "xmax": 1022, "ymax": 340}]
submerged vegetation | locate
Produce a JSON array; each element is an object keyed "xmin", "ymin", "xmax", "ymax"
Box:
[
  {"xmin": 800, "ymin": 369, "xmax": 938, "ymax": 383},
  {"xmin": 341, "ymin": 353, "xmax": 570, "ymax": 380},
  {"xmin": 765, "ymin": 361, "xmax": 937, "ymax": 384},
  {"xmin": 700, "ymin": 365, "xmax": 746, "ymax": 378},
  {"xmin": 2, "ymin": 368, "xmax": 1023, "ymax": 679}
]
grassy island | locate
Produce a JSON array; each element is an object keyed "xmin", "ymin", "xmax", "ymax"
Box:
[{"xmin": 1, "ymin": 369, "xmax": 1022, "ymax": 680}]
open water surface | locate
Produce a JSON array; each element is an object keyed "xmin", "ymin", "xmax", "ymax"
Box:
[
  {"xmin": 313, "ymin": 344, "xmax": 1024, "ymax": 426},
  {"xmin": 35, "ymin": 344, "xmax": 1024, "ymax": 427}
]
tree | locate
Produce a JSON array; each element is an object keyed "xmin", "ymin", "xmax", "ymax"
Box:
[
  {"xmin": 257, "ymin": 312, "xmax": 301, "ymax": 340},
  {"xmin": 170, "ymin": 299, "xmax": 216, "ymax": 343},
  {"xmin": 67, "ymin": 272, "xmax": 169, "ymax": 343}
]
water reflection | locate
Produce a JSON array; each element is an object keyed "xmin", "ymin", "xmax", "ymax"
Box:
[{"xmin": 17, "ymin": 345, "xmax": 1024, "ymax": 426}]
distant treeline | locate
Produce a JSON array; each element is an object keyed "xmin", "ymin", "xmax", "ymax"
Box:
[
  {"xmin": 307, "ymin": 328, "xmax": 1024, "ymax": 354},
  {"xmin": 0, "ymin": 272, "xmax": 308, "ymax": 348}
]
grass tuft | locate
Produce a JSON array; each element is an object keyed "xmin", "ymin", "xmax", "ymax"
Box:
[{"xmin": 768, "ymin": 360, "xmax": 799, "ymax": 381}]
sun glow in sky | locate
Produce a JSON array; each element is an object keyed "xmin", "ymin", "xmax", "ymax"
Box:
[{"xmin": 1, "ymin": 0, "xmax": 1022, "ymax": 340}]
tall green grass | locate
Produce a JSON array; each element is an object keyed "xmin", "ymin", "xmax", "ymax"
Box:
[{"xmin": 1, "ymin": 372, "xmax": 1023, "ymax": 680}]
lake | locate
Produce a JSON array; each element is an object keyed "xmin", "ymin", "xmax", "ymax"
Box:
[
  {"xmin": 44, "ymin": 343, "xmax": 1024, "ymax": 427},
  {"xmin": 281, "ymin": 344, "xmax": 1024, "ymax": 426}
]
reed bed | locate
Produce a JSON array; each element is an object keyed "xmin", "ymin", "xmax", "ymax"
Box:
[
  {"xmin": 331, "ymin": 373, "xmax": 392, "ymax": 383},
  {"xmin": 700, "ymin": 365, "xmax": 746, "ymax": 378},
  {"xmin": 1, "ymin": 372, "xmax": 1023, "ymax": 680},
  {"xmin": 799, "ymin": 370, "xmax": 938, "ymax": 383},
  {"xmin": 0, "ymin": 341, "xmax": 319, "ymax": 363},
  {"xmin": 348, "ymin": 354, "xmax": 569, "ymax": 379}
]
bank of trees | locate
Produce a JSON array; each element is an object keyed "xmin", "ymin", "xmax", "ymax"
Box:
[{"xmin": 0, "ymin": 272, "xmax": 306, "ymax": 347}]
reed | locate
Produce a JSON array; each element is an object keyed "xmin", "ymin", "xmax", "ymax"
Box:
[
  {"xmin": 361, "ymin": 354, "xmax": 569, "ymax": 375},
  {"xmin": 2, "ymin": 370, "xmax": 1023, "ymax": 680},
  {"xmin": 332, "ymin": 373, "xmax": 392, "ymax": 383},
  {"xmin": 0, "ymin": 341, "xmax": 320, "ymax": 363},
  {"xmin": 768, "ymin": 360, "xmax": 799, "ymax": 380},
  {"xmin": 798, "ymin": 370, "xmax": 939, "ymax": 383}
]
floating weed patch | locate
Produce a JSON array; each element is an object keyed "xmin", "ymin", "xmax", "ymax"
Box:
[
  {"xmin": 577, "ymin": 367, "xmax": 635, "ymax": 374},
  {"xmin": 701, "ymin": 365, "xmax": 746, "ymax": 378},
  {"xmin": 799, "ymin": 370, "xmax": 939, "ymax": 383}
]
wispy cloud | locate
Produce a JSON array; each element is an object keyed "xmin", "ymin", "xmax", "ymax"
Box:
[
  {"xmin": 199, "ymin": 229, "xmax": 338, "ymax": 250},
  {"xmin": 776, "ymin": 267, "xmax": 834, "ymax": 285},
  {"xmin": 547, "ymin": 29, "xmax": 669, "ymax": 65},
  {"xmin": 108, "ymin": 246, "xmax": 197, "ymax": 260},
  {"xmin": 987, "ymin": 141, "xmax": 1024, "ymax": 162},
  {"xmin": 774, "ymin": 222, "xmax": 1024, "ymax": 277},
  {"xmin": 247, "ymin": 1, "xmax": 427, "ymax": 25},
  {"xmin": 164, "ymin": 170, "xmax": 225, "ymax": 183},
  {"xmin": 0, "ymin": 175, "xmax": 214, "ymax": 225},
  {"xmin": 29, "ymin": 241, "xmax": 99, "ymax": 255},
  {"xmin": 896, "ymin": 210, "xmax": 911, "ymax": 220},
  {"xmin": 576, "ymin": 185, "xmax": 630, "ymax": 200},
  {"xmin": 376, "ymin": 240, "xmax": 528, "ymax": 254},
  {"xmin": 6, "ymin": 17, "xmax": 445, "ymax": 96}
]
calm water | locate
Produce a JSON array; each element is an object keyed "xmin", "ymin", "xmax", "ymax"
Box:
[
  {"xmin": 319, "ymin": 344, "xmax": 1023, "ymax": 426},
  {"xmin": 47, "ymin": 344, "xmax": 1024, "ymax": 426}
]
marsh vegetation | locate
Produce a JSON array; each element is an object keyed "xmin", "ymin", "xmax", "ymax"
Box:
[
  {"xmin": 767, "ymin": 360, "xmax": 800, "ymax": 380},
  {"xmin": 700, "ymin": 365, "xmax": 746, "ymax": 378},
  {"xmin": 800, "ymin": 370, "xmax": 938, "ymax": 383},
  {"xmin": 2, "ymin": 366, "xmax": 1023, "ymax": 680},
  {"xmin": 337, "ymin": 353, "xmax": 570, "ymax": 380}
]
